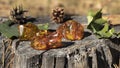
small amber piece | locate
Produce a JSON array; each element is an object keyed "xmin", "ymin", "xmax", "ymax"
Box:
[
  {"xmin": 31, "ymin": 35, "xmax": 49, "ymax": 50},
  {"xmin": 58, "ymin": 20, "xmax": 84, "ymax": 40},
  {"xmin": 47, "ymin": 31, "xmax": 63, "ymax": 49},
  {"xmin": 18, "ymin": 23, "xmax": 39, "ymax": 40}
]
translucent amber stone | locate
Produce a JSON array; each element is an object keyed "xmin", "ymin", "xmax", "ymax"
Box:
[
  {"xmin": 31, "ymin": 35, "xmax": 49, "ymax": 50},
  {"xmin": 58, "ymin": 20, "xmax": 84, "ymax": 40},
  {"xmin": 18, "ymin": 23, "xmax": 39, "ymax": 40},
  {"xmin": 31, "ymin": 31, "xmax": 63, "ymax": 50},
  {"xmin": 47, "ymin": 32, "xmax": 62, "ymax": 49}
]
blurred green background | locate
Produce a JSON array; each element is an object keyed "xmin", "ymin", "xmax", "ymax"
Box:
[{"xmin": 0, "ymin": 0, "xmax": 120, "ymax": 17}]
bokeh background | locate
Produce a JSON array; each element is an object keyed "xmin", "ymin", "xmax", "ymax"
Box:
[{"xmin": 0, "ymin": 0, "xmax": 120, "ymax": 17}]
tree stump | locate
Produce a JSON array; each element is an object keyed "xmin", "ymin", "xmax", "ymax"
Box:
[
  {"xmin": 11, "ymin": 33, "xmax": 119, "ymax": 68},
  {"xmin": 0, "ymin": 16, "xmax": 120, "ymax": 68}
]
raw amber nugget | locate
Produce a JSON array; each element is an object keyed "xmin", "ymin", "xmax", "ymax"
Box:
[
  {"xmin": 58, "ymin": 20, "xmax": 84, "ymax": 40},
  {"xmin": 31, "ymin": 30, "xmax": 63, "ymax": 50},
  {"xmin": 47, "ymin": 31, "xmax": 63, "ymax": 49},
  {"xmin": 31, "ymin": 35, "xmax": 49, "ymax": 50},
  {"xmin": 18, "ymin": 23, "xmax": 39, "ymax": 40}
]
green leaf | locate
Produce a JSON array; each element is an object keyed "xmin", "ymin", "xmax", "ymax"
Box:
[
  {"xmin": 118, "ymin": 34, "xmax": 120, "ymax": 38},
  {"xmin": 114, "ymin": 32, "xmax": 120, "ymax": 38},
  {"xmin": 109, "ymin": 28, "xmax": 114, "ymax": 35},
  {"xmin": 37, "ymin": 23, "xmax": 49, "ymax": 30},
  {"xmin": 97, "ymin": 23, "xmax": 115, "ymax": 38},
  {"xmin": 87, "ymin": 9, "xmax": 103, "ymax": 33},
  {"xmin": 0, "ymin": 20, "xmax": 19, "ymax": 38},
  {"xmin": 93, "ymin": 9, "xmax": 102, "ymax": 19},
  {"xmin": 88, "ymin": 9, "xmax": 102, "ymax": 20},
  {"xmin": 87, "ymin": 22, "xmax": 104, "ymax": 33},
  {"xmin": 87, "ymin": 9, "xmax": 119, "ymax": 39},
  {"xmin": 95, "ymin": 18, "xmax": 107, "ymax": 25},
  {"xmin": 87, "ymin": 16, "xmax": 93, "ymax": 24},
  {"xmin": 99, "ymin": 23, "xmax": 109, "ymax": 33}
]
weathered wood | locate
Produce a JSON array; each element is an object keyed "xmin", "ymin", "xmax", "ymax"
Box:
[
  {"xmin": 0, "ymin": 16, "xmax": 120, "ymax": 68},
  {"xmin": 41, "ymin": 53, "xmax": 55, "ymax": 68},
  {"xmin": 91, "ymin": 47, "xmax": 97, "ymax": 68},
  {"xmin": 10, "ymin": 34, "xmax": 119, "ymax": 68},
  {"xmin": 55, "ymin": 57, "xmax": 66, "ymax": 68}
]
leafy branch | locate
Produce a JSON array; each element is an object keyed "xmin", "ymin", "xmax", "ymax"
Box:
[{"xmin": 87, "ymin": 9, "xmax": 119, "ymax": 38}]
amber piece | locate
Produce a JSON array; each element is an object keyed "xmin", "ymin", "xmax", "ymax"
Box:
[
  {"xmin": 58, "ymin": 20, "xmax": 84, "ymax": 40},
  {"xmin": 47, "ymin": 31, "xmax": 63, "ymax": 49},
  {"xmin": 18, "ymin": 23, "xmax": 39, "ymax": 40},
  {"xmin": 35, "ymin": 30, "xmax": 49, "ymax": 37},
  {"xmin": 31, "ymin": 31, "xmax": 63, "ymax": 50},
  {"xmin": 31, "ymin": 35, "xmax": 49, "ymax": 50}
]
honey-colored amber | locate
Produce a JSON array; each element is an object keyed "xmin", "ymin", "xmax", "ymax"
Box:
[
  {"xmin": 57, "ymin": 20, "xmax": 84, "ymax": 40},
  {"xmin": 19, "ymin": 20, "xmax": 84, "ymax": 50},
  {"xmin": 31, "ymin": 31, "xmax": 63, "ymax": 50},
  {"xmin": 47, "ymin": 32, "xmax": 62, "ymax": 49},
  {"xmin": 31, "ymin": 35, "xmax": 49, "ymax": 50},
  {"xmin": 18, "ymin": 23, "xmax": 39, "ymax": 40}
]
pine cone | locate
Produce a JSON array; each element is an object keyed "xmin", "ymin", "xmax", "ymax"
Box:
[
  {"xmin": 10, "ymin": 6, "xmax": 27, "ymax": 24},
  {"xmin": 52, "ymin": 7, "xmax": 64, "ymax": 23}
]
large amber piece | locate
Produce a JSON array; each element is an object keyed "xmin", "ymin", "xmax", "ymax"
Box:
[
  {"xmin": 58, "ymin": 20, "xmax": 84, "ymax": 40},
  {"xmin": 18, "ymin": 23, "xmax": 39, "ymax": 40},
  {"xmin": 31, "ymin": 31, "xmax": 63, "ymax": 50}
]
